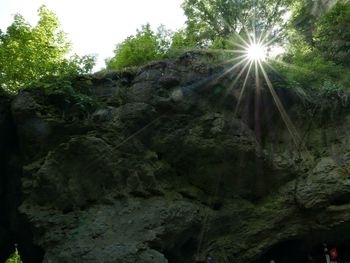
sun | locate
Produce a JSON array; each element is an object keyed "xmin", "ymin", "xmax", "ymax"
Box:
[{"xmin": 245, "ymin": 42, "xmax": 267, "ymax": 62}]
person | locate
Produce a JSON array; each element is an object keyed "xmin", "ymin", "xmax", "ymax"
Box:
[
  {"xmin": 324, "ymin": 243, "xmax": 331, "ymax": 263},
  {"xmin": 205, "ymin": 254, "xmax": 216, "ymax": 263},
  {"xmin": 329, "ymin": 247, "xmax": 338, "ymax": 263}
]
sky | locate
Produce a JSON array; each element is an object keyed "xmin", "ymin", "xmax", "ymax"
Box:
[{"xmin": 0, "ymin": 0, "xmax": 186, "ymax": 70}]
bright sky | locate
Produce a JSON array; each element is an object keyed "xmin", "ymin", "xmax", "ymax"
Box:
[{"xmin": 0, "ymin": 0, "xmax": 186, "ymax": 71}]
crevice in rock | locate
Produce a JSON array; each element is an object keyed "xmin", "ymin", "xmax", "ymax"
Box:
[
  {"xmin": 329, "ymin": 193, "xmax": 350, "ymax": 206},
  {"xmin": 0, "ymin": 95, "xmax": 44, "ymax": 263}
]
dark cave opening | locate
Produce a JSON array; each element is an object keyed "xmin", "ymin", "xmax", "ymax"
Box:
[
  {"xmin": 258, "ymin": 240, "xmax": 310, "ymax": 263},
  {"xmin": 165, "ymin": 237, "xmax": 199, "ymax": 263},
  {"xmin": 159, "ymin": 225, "xmax": 203, "ymax": 263},
  {"xmin": 258, "ymin": 239, "xmax": 350, "ymax": 263}
]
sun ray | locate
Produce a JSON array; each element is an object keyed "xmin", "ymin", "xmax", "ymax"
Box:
[
  {"xmin": 206, "ymin": 56, "xmax": 251, "ymax": 87},
  {"xmin": 263, "ymin": 34, "xmax": 284, "ymax": 49},
  {"xmin": 232, "ymin": 29, "xmax": 251, "ymax": 47},
  {"xmin": 207, "ymin": 48, "xmax": 238, "ymax": 54},
  {"xmin": 257, "ymin": 60, "xmax": 305, "ymax": 150},
  {"xmin": 225, "ymin": 57, "xmax": 252, "ymax": 95},
  {"xmin": 262, "ymin": 61, "xmax": 279, "ymax": 74},
  {"xmin": 205, "ymin": 24, "xmax": 307, "ymax": 153},
  {"xmin": 254, "ymin": 58, "xmax": 264, "ymax": 149},
  {"xmin": 244, "ymin": 29, "xmax": 255, "ymax": 45},
  {"xmin": 257, "ymin": 28, "xmax": 268, "ymax": 44},
  {"xmin": 222, "ymin": 62, "xmax": 248, "ymax": 79},
  {"xmin": 212, "ymin": 16, "xmax": 251, "ymax": 48},
  {"xmin": 263, "ymin": 61, "xmax": 310, "ymax": 99},
  {"xmin": 232, "ymin": 49, "xmax": 253, "ymax": 54},
  {"xmin": 258, "ymin": 26, "xmax": 278, "ymax": 47},
  {"xmin": 220, "ymin": 54, "xmax": 251, "ymax": 65},
  {"xmin": 234, "ymin": 60, "xmax": 254, "ymax": 116},
  {"xmin": 233, "ymin": 41, "xmax": 252, "ymax": 50}
]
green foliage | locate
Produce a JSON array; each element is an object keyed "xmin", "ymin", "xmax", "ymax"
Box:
[
  {"xmin": 314, "ymin": 1, "xmax": 350, "ymax": 66},
  {"xmin": 284, "ymin": 36, "xmax": 336, "ymax": 87},
  {"xmin": 181, "ymin": 0, "xmax": 292, "ymax": 47},
  {"xmin": 289, "ymin": 0, "xmax": 317, "ymax": 42},
  {"xmin": 106, "ymin": 24, "xmax": 173, "ymax": 70},
  {"xmin": 31, "ymin": 78, "xmax": 98, "ymax": 112},
  {"xmin": 284, "ymin": 52, "xmax": 349, "ymax": 93},
  {"xmin": 105, "ymin": 0, "xmax": 295, "ymax": 68},
  {"xmin": 5, "ymin": 246, "xmax": 22, "ymax": 263},
  {"xmin": 170, "ymin": 29, "xmax": 197, "ymax": 50},
  {"xmin": 283, "ymin": 1, "xmax": 350, "ymax": 91},
  {"xmin": 205, "ymin": 34, "xmax": 249, "ymax": 64},
  {"xmin": 0, "ymin": 6, "xmax": 95, "ymax": 93}
]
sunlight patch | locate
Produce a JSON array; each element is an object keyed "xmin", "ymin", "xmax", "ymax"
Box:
[{"xmin": 245, "ymin": 43, "xmax": 267, "ymax": 62}]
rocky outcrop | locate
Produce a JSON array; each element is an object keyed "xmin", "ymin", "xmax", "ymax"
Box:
[{"xmin": 2, "ymin": 52, "xmax": 350, "ymax": 262}]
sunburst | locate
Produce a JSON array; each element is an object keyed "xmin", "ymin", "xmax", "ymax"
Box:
[
  {"xmin": 245, "ymin": 42, "xmax": 267, "ymax": 62},
  {"xmin": 219, "ymin": 29, "xmax": 305, "ymax": 151}
]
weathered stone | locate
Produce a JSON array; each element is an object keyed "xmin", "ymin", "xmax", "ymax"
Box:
[
  {"xmin": 2, "ymin": 52, "xmax": 350, "ymax": 263},
  {"xmin": 20, "ymin": 198, "xmax": 203, "ymax": 263}
]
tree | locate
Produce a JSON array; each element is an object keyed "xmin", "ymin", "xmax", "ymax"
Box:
[
  {"xmin": 181, "ymin": 0, "xmax": 293, "ymax": 47},
  {"xmin": 106, "ymin": 24, "xmax": 172, "ymax": 70},
  {"xmin": 282, "ymin": 1, "xmax": 350, "ymax": 90},
  {"xmin": 288, "ymin": 0, "xmax": 317, "ymax": 43},
  {"xmin": 314, "ymin": 1, "xmax": 350, "ymax": 66},
  {"xmin": 0, "ymin": 6, "xmax": 95, "ymax": 92},
  {"xmin": 170, "ymin": 28, "xmax": 197, "ymax": 50}
]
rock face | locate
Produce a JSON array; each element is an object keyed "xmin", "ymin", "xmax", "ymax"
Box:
[{"xmin": 2, "ymin": 52, "xmax": 350, "ymax": 262}]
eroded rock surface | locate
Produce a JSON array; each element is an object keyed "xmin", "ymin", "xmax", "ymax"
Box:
[{"xmin": 2, "ymin": 52, "xmax": 350, "ymax": 262}]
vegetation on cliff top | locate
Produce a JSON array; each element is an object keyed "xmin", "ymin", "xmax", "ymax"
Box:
[
  {"xmin": 0, "ymin": 1, "xmax": 349, "ymax": 98},
  {"xmin": 105, "ymin": 0, "xmax": 350, "ymax": 94}
]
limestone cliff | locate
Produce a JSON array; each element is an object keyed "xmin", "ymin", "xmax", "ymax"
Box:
[{"xmin": 1, "ymin": 52, "xmax": 350, "ymax": 263}]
